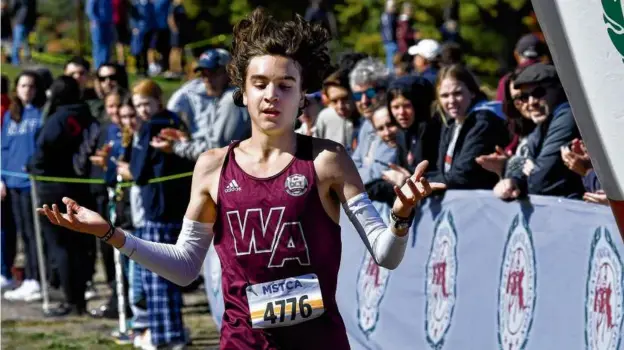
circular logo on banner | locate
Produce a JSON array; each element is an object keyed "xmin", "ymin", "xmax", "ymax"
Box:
[
  {"xmin": 207, "ymin": 246, "xmax": 222, "ymax": 298},
  {"xmin": 425, "ymin": 210, "xmax": 458, "ymax": 349},
  {"xmin": 356, "ymin": 252, "xmax": 391, "ymax": 337},
  {"xmin": 585, "ymin": 227, "xmax": 623, "ymax": 350},
  {"xmin": 497, "ymin": 214, "xmax": 537, "ymax": 350},
  {"xmin": 601, "ymin": 0, "xmax": 624, "ymax": 60},
  {"xmin": 285, "ymin": 174, "xmax": 308, "ymax": 197}
]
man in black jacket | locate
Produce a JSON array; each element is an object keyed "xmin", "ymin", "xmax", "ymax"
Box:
[{"xmin": 494, "ymin": 63, "xmax": 585, "ymax": 200}]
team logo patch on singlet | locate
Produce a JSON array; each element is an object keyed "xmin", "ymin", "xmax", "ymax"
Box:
[
  {"xmin": 585, "ymin": 227, "xmax": 623, "ymax": 350},
  {"xmin": 425, "ymin": 210, "xmax": 458, "ymax": 349},
  {"xmin": 497, "ymin": 214, "xmax": 537, "ymax": 350},
  {"xmin": 246, "ymin": 273, "xmax": 325, "ymax": 328},
  {"xmin": 285, "ymin": 174, "xmax": 308, "ymax": 197}
]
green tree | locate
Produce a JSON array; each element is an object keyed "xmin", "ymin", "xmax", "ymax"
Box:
[{"xmin": 333, "ymin": 0, "xmax": 535, "ymax": 80}]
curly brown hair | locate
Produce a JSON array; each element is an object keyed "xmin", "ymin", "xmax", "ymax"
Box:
[{"xmin": 228, "ymin": 7, "xmax": 331, "ymax": 107}]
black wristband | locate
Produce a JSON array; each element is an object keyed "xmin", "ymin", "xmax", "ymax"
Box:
[
  {"xmin": 391, "ymin": 209, "xmax": 414, "ymax": 221},
  {"xmin": 99, "ymin": 222, "xmax": 116, "ymax": 242},
  {"xmin": 390, "ymin": 210, "xmax": 414, "ymax": 230}
]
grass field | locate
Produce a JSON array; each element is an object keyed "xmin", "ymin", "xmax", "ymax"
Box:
[
  {"xmin": 1, "ymin": 267, "xmax": 220, "ymax": 349},
  {"xmin": 0, "ymin": 63, "xmax": 183, "ymax": 101}
]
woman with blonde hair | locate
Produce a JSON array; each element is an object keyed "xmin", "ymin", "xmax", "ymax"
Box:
[{"xmin": 426, "ymin": 64, "xmax": 510, "ymax": 190}]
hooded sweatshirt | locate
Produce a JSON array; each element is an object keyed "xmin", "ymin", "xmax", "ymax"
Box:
[{"xmin": 28, "ymin": 103, "xmax": 99, "ymax": 179}]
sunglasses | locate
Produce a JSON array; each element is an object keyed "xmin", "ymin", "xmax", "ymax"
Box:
[
  {"xmin": 352, "ymin": 87, "xmax": 378, "ymax": 101},
  {"xmin": 515, "ymin": 86, "xmax": 547, "ymax": 103},
  {"xmin": 98, "ymin": 74, "xmax": 117, "ymax": 82}
]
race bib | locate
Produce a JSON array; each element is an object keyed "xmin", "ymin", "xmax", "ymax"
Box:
[{"xmin": 246, "ymin": 273, "xmax": 325, "ymax": 329}]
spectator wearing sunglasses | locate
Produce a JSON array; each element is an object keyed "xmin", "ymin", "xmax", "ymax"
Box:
[
  {"xmin": 349, "ymin": 57, "xmax": 390, "ymax": 164},
  {"xmin": 493, "ymin": 63, "xmax": 585, "ymax": 200},
  {"xmin": 476, "ymin": 71, "xmax": 536, "ymax": 179},
  {"xmin": 85, "ymin": 63, "xmax": 129, "ymax": 123},
  {"xmin": 83, "ymin": 64, "xmax": 129, "ymax": 306}
]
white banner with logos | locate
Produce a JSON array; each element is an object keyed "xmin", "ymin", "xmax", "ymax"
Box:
[{"xmin": 203, "ymin": 190, "xmax": 624, "ymax": 349}]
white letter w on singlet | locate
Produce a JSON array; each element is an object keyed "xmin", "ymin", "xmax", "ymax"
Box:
[{"xmin": 226, "ymin": 207, "xmax": 285, "ymax": 256}]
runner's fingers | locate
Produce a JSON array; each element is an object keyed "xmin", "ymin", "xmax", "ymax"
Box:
[
  {"xmin": 412, "ymin": 160, "xmax": 429, "ymax": 180},
  {"xmin": 406, "ymin": 178, "xmax": 420, "ymax": 202},
  {"xmin": 42, "ymin": 205, "xmax": 57, "ymax": 224},
  {"xmin": 394, "ymin": 185, "xmax": 410, "ymax": 204},
  {"xmin": 65, "ymin": 203, "xmax": 76, "ymax": 224},
  {"xmin": 62, "ymin": 197, "xmax": 79, "ymax": 212},
  {"xmin": 420, "ymin": 178, "xmax": 433, "ymax": 196},
  {"xmin": 52, "ymin": 204, "xmax": 65, "ymax": 225}
]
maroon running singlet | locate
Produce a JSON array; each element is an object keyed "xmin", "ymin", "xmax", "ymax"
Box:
[{"xmin": 213, "ymin": 134, "xmax": 350, "ymax": 349}]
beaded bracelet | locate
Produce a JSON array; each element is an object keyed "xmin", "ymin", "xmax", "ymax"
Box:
[{"xmin": 99, "ymin": 222, "xmax": 116, "ymax": 242}]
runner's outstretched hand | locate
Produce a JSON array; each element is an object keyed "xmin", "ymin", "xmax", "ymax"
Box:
[
  {"xmin": 37, "ymin": 197, "xmax": 109, "ymax": 237},
  {"xmin": 391, "ymin": 160, "xmax": 446, "ymax": 218}
]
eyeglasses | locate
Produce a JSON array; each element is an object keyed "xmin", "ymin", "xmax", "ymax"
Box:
[
  {"xmin": 515, "ymin": 86, "xmax": 547, "ymax": 103},
  {"xmin": 120, "ymin": 113, "xmax": 136, "ymax": 119},
  {"xmin": 98, "ymin": 74, "xmax": 117, "ymax": 82},
  {"xmin": 352, "ymin": 87, "xmax": 378, "ymax": 101}
]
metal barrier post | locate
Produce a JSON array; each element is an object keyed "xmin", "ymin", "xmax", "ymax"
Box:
[
  {"xmin": 29, "ymin": 177, "xmax": 49, "ymax": 313},
  {"xmin": 108, "ymin": 184, "xmax": 129, "ymax": 340}
]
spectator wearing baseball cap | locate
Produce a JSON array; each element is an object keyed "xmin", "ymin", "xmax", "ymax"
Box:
[
  {"xmin": 157, "ymin": 48, "xmax": 250, "ymax": 159},
  {"xmin": 496, "ymin": 34, "xmax": 549, "ymax": 101},
  {"xmin": 408, "ymin": 38, "xmax": 441, "ymax": 84},
  {"xmin": 493, "ymin": 63, "xmax": 585, "ymax": 201},
  {"xmin": 155, "ymin": 49, "xmax": 249, "ymax": 161}
]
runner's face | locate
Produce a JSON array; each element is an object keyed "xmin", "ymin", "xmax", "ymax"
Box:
[{"xmin": 243, "ymin": 55, "xmax": 304, "ymax": 135}]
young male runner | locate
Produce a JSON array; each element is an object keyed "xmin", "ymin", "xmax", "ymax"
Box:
[{"xmin": 37, "ymin": 8, "xmax": 443, "ymax": 349}]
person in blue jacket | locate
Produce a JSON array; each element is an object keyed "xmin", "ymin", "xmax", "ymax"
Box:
[
  {"xmin": 1, "ymin": 70, "xmax": 46, "ymax": 302},
  {"xmin": 127, "ymin": 79, "xmax": 193, "ymax": 348},
  {"xmin": 86, "ymin": 0, "xmax": 114, "ymax": 69}
]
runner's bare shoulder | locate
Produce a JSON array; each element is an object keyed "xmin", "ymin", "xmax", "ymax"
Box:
[
  {"xmin": 194, "ymin": 146, "xmax": 230, "ymax": 195},
  {"xmin": 310, "ymin": 137, "xmax": 352, "ymax": 184}
]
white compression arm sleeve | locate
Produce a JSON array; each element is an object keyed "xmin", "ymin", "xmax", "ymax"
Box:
[
  {"xmin": 118, "ymin": 218, "xmax": 214, "ymax": 286},
  {"xmin": 342, "ymin": 192, "xmax": 408, "ymax": 270}
]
